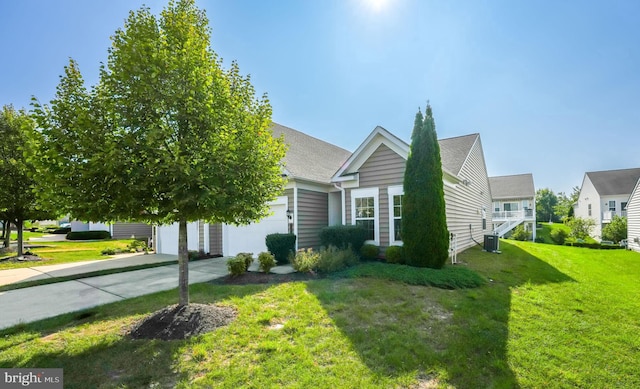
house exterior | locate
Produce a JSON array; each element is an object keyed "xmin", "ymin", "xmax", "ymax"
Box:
[
  {"xmin": 156, "ymin": 124, "xmax": 493, "ymax": 256},
  {"xmin": 488, "ymin": 174, "xmax": 536, "ymax": 240},
  {"xmin": 331, "ymin": 127, "xmax": 492, "ymax": 254},
  {"xmin": 71, "ymin": 221, "xmax": 152, "ymax": 240},
  {"xmin": 155, "ymin": 123, "xmax": 351, "ymax": 256},
  {"xmin": 573, "ymin": 168, "xmax": 640, "ymax": 240},
  {"xmin": 627, "ymin": 178, "xmax": 640, "ymax": 253}
]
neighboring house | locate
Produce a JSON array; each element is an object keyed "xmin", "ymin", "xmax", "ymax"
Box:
[
  {"xmin": 331, "ymin": 126, "xmax": 492, "ymax": 254},
  {"xmin": 155, "ymin": 123, "xmax": 351, "ymax": 256},
  {"xmin": 573, "ymin": 167, "xmax": 640, "ymax": 240},
  {"xmin": 488, "ymin": 174, "xmax": 536, "ymax": 240},
  {"xmin": 156, "ymin": 124, "xmax": 493, "ymax": 256},
  {"xmin": 627, "ymin": 178, "xmax": 640, "ymax": 253},
  {"xmin": 71, "ymin": 221, "xmax": 152, "ymax": 240}
]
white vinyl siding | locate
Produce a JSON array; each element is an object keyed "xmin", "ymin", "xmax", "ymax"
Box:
[{"xmin": 628, "ymin": 181, "xmax": 640, "ymax": 253}]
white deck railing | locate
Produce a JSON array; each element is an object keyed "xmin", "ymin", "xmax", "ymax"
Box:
[{"xmin": 492, "ymin": 209, "xmax": 534, "ymax": 220}]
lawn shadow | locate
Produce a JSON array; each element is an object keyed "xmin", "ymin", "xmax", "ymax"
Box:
[
  {"xmin": 306, "ymin": 240, "xmax": 575, "ymax": 387},
  {"xmin": 0, "ymin": 282, "xmax": 270, "ymax": 387}
]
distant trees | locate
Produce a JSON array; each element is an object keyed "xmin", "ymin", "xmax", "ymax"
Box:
[
  {"xmin": 536, "ymin": 188, "xmax": 559, "ymax": 223},
  {"xmin": 554, "ymin": 186, "xmax": 580, "ymax": 222},
  {"xmin": 402, "ymin": 104, "xmax": 449, "ymax": 269}
]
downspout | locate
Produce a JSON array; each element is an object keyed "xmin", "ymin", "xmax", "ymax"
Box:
[
  {"xmin": 293, "ymin": 187, "xmax": 299, "ymax": 250},
  {"xmin": 333, "ymin": 183, "xmax": 346, "ymax": 225}
]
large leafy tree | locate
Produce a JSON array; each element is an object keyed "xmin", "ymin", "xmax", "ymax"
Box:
[
  {"xmin": 602, "ymin": 215, "xmax": 627, "ymax": 243},
  {"xmin": 32, "ymin": 0, "xmax": 286, "ymax": 306},
  {"xmin": 0, "ymin": 105, "xmax": 52, "ymax": 255},
  {"xmin": 402, "ymin": 104, "xmax": 449, "ymax": 268},
  {"xmin": 536, "ymin": 188, "xmax": 559, "ymax": 223}
]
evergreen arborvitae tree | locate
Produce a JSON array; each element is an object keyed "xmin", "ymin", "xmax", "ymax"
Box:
[{"xmin": 402, "ymin": 104, "xmax": 449, "ymax": 268}]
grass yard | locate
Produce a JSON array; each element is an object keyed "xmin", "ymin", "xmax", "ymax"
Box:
[
  {"xmin": 0, "ymin": 240, "xmax": 139, "ymax": 270},
  {"xmin": 1, "ymin": 241, "xmax": 640, "ymax": 387},
  {"xmin": 9, "ymin": 230, "xmax": 46, "ymax": 241}
]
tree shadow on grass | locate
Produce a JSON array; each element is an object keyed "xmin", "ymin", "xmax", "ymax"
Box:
[
  {"xmin": 306, "ymin": 240, "xmax": 575, "ymax": 388},
  {"xmin": 0, "ymin": 283, "xmax": 270, "ymax": 388}
]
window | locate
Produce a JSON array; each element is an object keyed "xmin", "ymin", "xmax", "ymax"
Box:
[
  {"xmin": 622, "ymin": 202, "xmax": 628, "ymax": 211},
  {"xmin": 588, "ymin": 204, "xmax": 592, "ymax": 216},
  {"xmin": 351, "ymin": 188, "xmax": 379, "ymax": 244},
  {"xmin": 504, "ymin": 202, "xmax": 520, "ymax": 212},
  {"xmin": 355, "ymin": 197, "xmax": 375, "ymax": 240},
  {"xmin": 482, "ymin": 207, "xmax": 487, "ymax": 230},
  {"xmin": 388, "ymin": 186, "xmax": 404, "ymax": 244},
  {"xmin": 493, "ymin": 202, "xmax": 500, "ymax": 212},
  {"xmin": 609, "ymin": 201, "xmax": 616, "ymax": 212}
]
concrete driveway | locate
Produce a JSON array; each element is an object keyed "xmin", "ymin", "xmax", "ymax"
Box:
[{"xmin": 0, "ymin": 256, "xmax": 230, "ymax": 330}]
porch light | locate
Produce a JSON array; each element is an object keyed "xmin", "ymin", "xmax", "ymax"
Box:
[{"xmin": 286, "ymin": 209, "xmax": 293, "ymax": 222}]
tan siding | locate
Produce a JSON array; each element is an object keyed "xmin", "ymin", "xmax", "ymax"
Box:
[
  {"xmin": 112, "ymin": 223, "xmax": 152, "ymax": 239},
  {"xmin": 348, "ymin": 144, "xmax": 405, "ymax": 248},
  {"xmin": 444, "ymin": 138, "xmax": 493, "ymax": 253},
  {"xmin": 208, "ymin": 224, "xmax": 223, "ymax": 255},
  {"xmin": 297, "ymin": 189, "xmax": 328, "ymax": 249},
  {"xmin": 628, "ymin": 185, "xmax": 640, "ymax": 252}
]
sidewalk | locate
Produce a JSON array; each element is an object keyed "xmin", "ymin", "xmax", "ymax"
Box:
[
  {"xmin": 0, "ymin": 252, "xmax": 178, "ymax": 287},
  {"xmin": 0, "ymin": 255, "xmax": 229, "ymax": 330},
  {"xmin": 0, "ymin": 254, "xmax": 296, "ymax": 330}
]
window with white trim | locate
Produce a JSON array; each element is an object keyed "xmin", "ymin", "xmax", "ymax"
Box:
[
  {"xmin": 351, "ymin": 188, "xmax": 379, "ymax": 244},
  {"xmin": 388, "ymin": 186, "xmax": 404, "ymax": 245},
  {"xmin": 609, "ymin": 200, "xmax": 616, "ymax": 212}
]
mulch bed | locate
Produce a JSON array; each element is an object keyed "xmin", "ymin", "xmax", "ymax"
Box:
[
  {"xmin": 212, "ymin": 270, "xmax": 322, "ymax": 285},
  {"xmin": 129, "ymin": 303, "xmax": 237, "ymax": 341},
  {"xmin": 0, "ymin": 252, "xmax": 47, "ymax": 263}
]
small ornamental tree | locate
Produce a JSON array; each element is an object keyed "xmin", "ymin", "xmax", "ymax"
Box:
[
  {"xmin": 402, "ymin": 104, "xmax": 449, "ymax": 268},
  {"xmin": 0, "ymin": 105, "xmax": 54, "ymax": 256},
  {"xmin": 601, "ymin": 215, "xmax": 627, "ymax": 243},
  {"xmin": 32, "ymin": 0, "xmax": 287, "ymax": 306}
]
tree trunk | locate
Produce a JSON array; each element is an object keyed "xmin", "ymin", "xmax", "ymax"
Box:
[
  {"xmin": 178, "ymin": 219, "xmax": 189, "ymax": 306},
  {"xmin": 16, "ymin": 219, "xmax": 24, "ymax": 257},
  {"xmin": 2, "ymin": 221, "xmax": 10, "ymax": 249}
]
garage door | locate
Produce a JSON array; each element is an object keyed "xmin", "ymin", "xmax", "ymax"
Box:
[{"xmin": 223, "ymin": 197, "xmax": 289, "ymax": 256}]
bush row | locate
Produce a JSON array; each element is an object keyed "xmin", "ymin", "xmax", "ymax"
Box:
[
  {"xmin": 564, "ymin": 242, "xmax": 624, "ymax": 250},
  {"xmin": 66, "ymin": 230, "xmax": 111, "ymax": 240}
]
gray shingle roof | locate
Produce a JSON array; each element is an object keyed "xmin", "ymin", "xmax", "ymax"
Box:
[
  {"xmin": 438, "ymin": 133, "xmax": 479, "ymax": 176},
  {"xmin": 271, "ymin": 123, "xmax": 352, "ymax": 183},
  {"xmin": 489, "ymin": 173, "xmax": 535, "ymax": 199},
  {"xmin": 586, "ymin": 168, "xmax": 640, "ymax": 196}
]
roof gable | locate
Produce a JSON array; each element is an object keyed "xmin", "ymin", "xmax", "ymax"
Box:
[
  {"xmin": 585, "ymin": 168, "xmax": 640, "ymax": 196},
  {"xmin": 489, "ymin": 173, "xmax": 535, "ymax": 199},
  {"xmin": 438, "ymin": 133, "xmax": 479, "ymax": 176},
  {"xmin": 271, "ymin": 123, "xmax": 351, "ymax": 184},
  {"xmin": 332, "ymin": 126, "xmax": 479, "ymax": 181}
]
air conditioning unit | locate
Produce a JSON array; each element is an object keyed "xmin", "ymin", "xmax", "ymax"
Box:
[{"xmin": 484, "ymin": 234, "xmax": 499, "ymax": 252}]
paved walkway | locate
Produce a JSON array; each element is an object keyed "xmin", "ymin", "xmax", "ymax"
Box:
[{"xmin": 0, "ymin": 254, "xmax": 295, "ymax": 330}]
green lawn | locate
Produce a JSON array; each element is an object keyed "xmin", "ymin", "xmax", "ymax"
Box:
[
  {"xmin": 9, "ymin": 230, "xmax": 47, "ymax": 241},
  {"xmin": 0, "ymin": 240, "xmax": 138, "ymax": 270},
  {"xmin": 1, "ymin": 241, "xmax": 639, "ymax": 388},
  {"xmin": 536, "ymin": 222, "xmax": 597, "ymax": 244}
]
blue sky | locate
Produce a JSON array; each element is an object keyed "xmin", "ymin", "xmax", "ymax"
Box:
[{"xmin": 2, "ymin": 0, "xmax": 639, "ymax": 194}]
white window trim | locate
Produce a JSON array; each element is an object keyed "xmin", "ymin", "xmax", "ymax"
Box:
[
  {"xmin": 351, "ymin": 187, "xmax": 380, "ymax": 245},
  {"xmin": 388, "ymin": 186, "xmax": 404, "ymax": 246}
]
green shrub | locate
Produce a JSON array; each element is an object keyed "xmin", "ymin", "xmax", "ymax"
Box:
[
  {"xmin": 384, "ymin": 245, "xmax": 404, "ymax": 264},
  {"xmin": 227, "ymin": 256, "xmax": 248, "ymax": 276},
  {"xmin": 550, "ymin": 229, "xmax": 568, "ymax": 245},
  {"xmin": 534, "ymin": 237, "xmax": 546, "ymax": 243},
  {"xmin": 188, "ymin": 250, "xmax": 200, "ymax": 260},
  {"xmin": 66, "ymin": 230, "xmax": 111, "ymax": 240},
  {"xmin": 101, "ymin": 248, "xmax": 117, "ymax": 255},
  {"xmin": 127, "ymin": 239, "xmax": 148, "ymax": 252},
  {"xmin": 567, "ymin": 217, "xmax": 595, "ymax": 240},
  {"xmin": 510, "ymin": 225, "xmax": 530, "ymax": 241},
  {"xmin": 360, "ymin": 244, "xmax": 380, "ymax": 260},
  {"xmin": 236, "ymin": 252, "xmax": 254, "ymax": 270},
  {"xmin": 320, "ymin": 225, "xmax": 368, "ymax": 252},
  {"xmin": 602, "ymin": 215, "xmax": 627, "ymax": 243},
  {"xmin": 292, "ymin": 248, "xmax": 320, "ymax": 273},
  {"xmin": 316, "ymin": 245, "xmax": 359, "ymax": 273},
  {"xmin": 265, "ymin": 233, "xmax": 296, "ymax": 264},
  {"xmin": 258, "ymin": 251, "xmax": 276, "ymax": 273}
]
